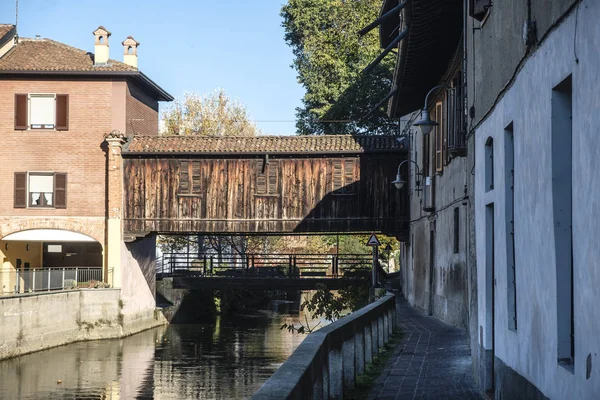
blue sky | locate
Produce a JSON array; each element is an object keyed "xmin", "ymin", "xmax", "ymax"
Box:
[{"xmin": 1, "ymin": 0, "xmax": 305, "ymax": 135}]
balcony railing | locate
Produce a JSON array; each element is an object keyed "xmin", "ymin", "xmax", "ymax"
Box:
[{"xmin": 0, "ymin": 267, "xmax": 103, "ymax": 295}]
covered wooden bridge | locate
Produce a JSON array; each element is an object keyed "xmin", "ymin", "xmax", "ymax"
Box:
[{"xmin": 121, "ymin": 134, "xmax": 409, "ymax": 240}]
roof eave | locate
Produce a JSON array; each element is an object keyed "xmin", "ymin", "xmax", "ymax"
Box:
[{"xmin": 122, "ymin": 149, "xmax": 407, "ymax": 157}]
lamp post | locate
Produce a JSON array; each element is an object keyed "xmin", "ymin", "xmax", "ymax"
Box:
[
  {"xmin": 413, "ymin": 84, "xmax": 448, "ymax": 136},
  {"xmin": 392, "ymin": 159, "xmax": 422, "ymax": 190}
]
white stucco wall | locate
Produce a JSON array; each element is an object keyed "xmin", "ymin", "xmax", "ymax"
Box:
[{"xmin": 475, "ymin": 1, "xmax": 600, "ymax": 397}]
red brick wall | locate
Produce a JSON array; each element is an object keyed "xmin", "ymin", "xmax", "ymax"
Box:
[
  {"xmin": 125, "ymin": 81, "xmax": 158, "ymax": 136},
  {"xmin": 0, "ymin": 79, "xmax": 112, "ymax": 218}
]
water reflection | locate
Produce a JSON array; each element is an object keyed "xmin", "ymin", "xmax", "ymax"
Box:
[{"xmin": 0, "ymin": 303, "xmax": 306, "ymax": 399}]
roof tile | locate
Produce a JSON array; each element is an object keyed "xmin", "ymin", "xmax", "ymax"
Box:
[
  {"xmin": 124, "ymin": 135, "xmax": 405, "ymax": 155},
  {"xmin": 0, "ymin": 38, "xmax": 137, "ymax": 72}
]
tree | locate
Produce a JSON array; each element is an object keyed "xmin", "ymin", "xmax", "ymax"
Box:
[
  {"xmin": 161, "ymin": 89, "xmax": 260, "ymax": 136},
  {"xmin": 281, "ymin": 0, "xmax": 397, "ymax": 135}
]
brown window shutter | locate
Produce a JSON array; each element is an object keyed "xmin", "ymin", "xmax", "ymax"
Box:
[
  {"xmin": 191, "ymin": 161, "xmax": 201, "ymax": 194},
  {"xmin": 14, "ymin": 172, "xmax": 27, "ymax": 208},
  {"xmin": 15, "ymin": 94, "xmax": 28, "ymax": 130},
  {"xmin": 343, "ymin": 159, "xmax": 355, "ymax": 194},
  {"xmin": 255, "ymin": 160, "xmax": 267, "ymax": 195},
  {"xmin": 333, "ymin": 160, "xmax": 343, "ymax": 190},
  {"xmin": 55, "ymin": 94, "xmax": 69, "ymax": 131},
  {"xmin": 179, "ymin": 161, "xmax": 190, "ymax": 194},
  {"xmin": 54, "ymin": 173, "xmax": 67, "ymax": 208},
  {"xmin": 267, "ymin": 161, "xmax": 278, "ymax": 195}
]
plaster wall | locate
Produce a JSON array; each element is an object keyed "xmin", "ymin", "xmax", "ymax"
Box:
[
  {"xmin": 119, "ymin": 234, "xmax": 162, "ymax": 334},
  {"xmin": 403, "ymin": 121, "xmax": 469, "ymax": 328},
  {"xmin": 466, "ymin": 0, "xmax": 577, "ymax": 126},
  {"xmin": 474, "ymin": 2, "xmax": 600, "ymax": 397}
]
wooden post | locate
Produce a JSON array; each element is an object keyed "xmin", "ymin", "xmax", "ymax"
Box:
[{"xmin": 210, "ymin": 256, "xmax": 214, "ymax": 276}]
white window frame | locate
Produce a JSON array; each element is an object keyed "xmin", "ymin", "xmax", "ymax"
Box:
[
  {"xmin": 28, "ymin": 93, "xmax": 56, "ymax": 130},
  {"xmin": 27, "ymin": 172, "xmax": 55, "ymax": 208}
]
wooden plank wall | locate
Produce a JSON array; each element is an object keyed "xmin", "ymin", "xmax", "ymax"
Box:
[{"xmin": 123, "ymin": 154, "xmax": 408, "ymax": 237}]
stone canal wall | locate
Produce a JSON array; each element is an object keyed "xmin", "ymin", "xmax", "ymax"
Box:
[
  {"xmin": 0, "ymin": 288, "xmax": 166, "ymax": 360},
  {"xmin": 253, "ymin": 292, "xmax": 397, "ymax": 399}
]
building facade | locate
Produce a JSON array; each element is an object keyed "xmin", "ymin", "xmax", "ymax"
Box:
[
  {"xmin": 469, "ymin": 0, "xmax": 600, "ymax": 397},
  {"xmin": 0, "ymin": 24, "xmax": 172, "ymax": 329},
  {"xmin": 376, "ymin": 0, "xmax": 600, "ymax": 397}
]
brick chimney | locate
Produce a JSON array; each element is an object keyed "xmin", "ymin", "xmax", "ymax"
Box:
[
  {"xmin": 93, "ymin": 26, "xmax": 111, "ymax": 65},
  {"xmin": 122, "ymin": 36, "xmax": 139, "ymax": 69}
]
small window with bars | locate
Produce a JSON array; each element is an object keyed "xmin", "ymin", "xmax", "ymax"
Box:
[
  {"xmin": 255, "ymin": 159, "xmax": 278, "ymax": 196},
  {"xmin": 445, "ymin": 76, "xmax": 467, "ymax": 156},
  {"xmin": 178, "ymin": 161, "xmax": 202, "ymax": 195},
  {"xmin": 332, "ymin": 159, "xmax": 357, "ymax": 194}
]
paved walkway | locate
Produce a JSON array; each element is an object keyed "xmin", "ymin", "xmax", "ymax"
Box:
[{"xmin": 369, "ymin": 294, "xmax": 483, "ymax": 400}]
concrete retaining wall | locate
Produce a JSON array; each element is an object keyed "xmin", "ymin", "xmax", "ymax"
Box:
[
  {"xmin": 0, "ymin": 288, "xmax": 166, "ymax": 360},
  {"xmin": 253, "ymin": 293, "xmax": 396, "ymax": 399}
]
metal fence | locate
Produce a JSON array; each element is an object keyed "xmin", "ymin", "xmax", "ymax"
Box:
[
  {"xmin": 156, "ymin": 252, "xmax": 372, "ymax": 279},
  {"xmin": 0, "ymin": 267, "xmax": 103, "ymax": 295}
]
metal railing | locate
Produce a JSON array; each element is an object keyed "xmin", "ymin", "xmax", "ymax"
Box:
[
  {"xmin": 0, "ymin": 267, "xmax": 103, "ymax": 295},
  {"xmin": 156, "ymin": 252, "xmax": 372, "ymax": 279}
]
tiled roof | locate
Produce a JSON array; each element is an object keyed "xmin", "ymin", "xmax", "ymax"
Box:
[
  {"xmin": 0, "ymin": 38, "xmax": 137, "ymax": 72},
  {"xmin": 124, "ymin": 135, "xmax": 405, "ymax": 155},
  {"xmin": 0, "ymin": 24, "xmax": 13, "ymax": 38}
]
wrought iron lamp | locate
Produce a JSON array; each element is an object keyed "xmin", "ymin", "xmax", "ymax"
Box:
[
  {"xmin": 392, "ymin": 159, "xmax": 421, "ymax": 190},
  {"xmin": 413, "ymin": 84, "xmax": 448, "ymax": 136}
]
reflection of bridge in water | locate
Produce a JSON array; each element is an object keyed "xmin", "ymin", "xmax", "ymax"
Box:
[{"xmin": 157, "ymin": 252, "xmax": 373, "ymax": 290}]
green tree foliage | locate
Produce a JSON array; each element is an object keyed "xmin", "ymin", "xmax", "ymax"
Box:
[
  {"xmin": 161, "ymin": 89, "xmax": 260, "ymax": 136},
  {"xmin": 281, "ymin": 0, "xmax": 396, "ymax": 135}
]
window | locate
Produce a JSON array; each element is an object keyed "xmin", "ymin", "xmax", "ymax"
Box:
[
  {"xmin": 14, "ymin": 93, "xmax": 69, "ymax": 131},
  {"xmin": 552, "ymin": 75, "xmax": 573, "ymax": 368},
  {"xmin": 485, "ymin": 137, "xmax": 494, "ymax": 191},
  {"xmin": 453, "ymin": 207, "xmax": 460, "ymax": 254},
  {"xmin": 332, "ymin": 159, "xmax": 357, "ymax": 194},
  {"xmin": 14, "ymin": 172, "xmax": 67, "ymax": 209},
  {"xmin": 256, "ymin": 159, "xmax": 278, "ymax": 196},
  {"xmin": 446, "ymin": 74, "xmax": 467, "ymax": 157},
  {"xmin": 435, "ymin": 102, "xmax": 444, "ymax": 172},
  {"xmin": 505, "ymin": 123, "xmax": 517, "ymax": 331},
  {"xmin": 178, "ymin": 161, "xmax": 202, "ymax": 195}
]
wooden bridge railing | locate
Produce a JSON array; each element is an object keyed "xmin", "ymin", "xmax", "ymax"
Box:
[{"xmin": 156, "ymin": 252, "xmax": 373, "ymax": 279}]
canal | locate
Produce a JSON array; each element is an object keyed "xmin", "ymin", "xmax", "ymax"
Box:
[{"xmin": 0, "ymin": 298, "xmax": 310, "ymax": 399}]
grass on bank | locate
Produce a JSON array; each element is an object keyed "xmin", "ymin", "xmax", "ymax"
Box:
[{"xmin": 344, "ymin": 331, "xmax": 405, "ymax": 400}]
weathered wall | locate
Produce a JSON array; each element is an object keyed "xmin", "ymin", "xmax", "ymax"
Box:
[
  {"xmin": 0, "ymin": 288, "xmax": 166, "ymax": 361},
  {"xmin": 403, "ymin": 119, "xmax": 469, "ymax": 329},
  {"xmin": 120, "ymin": 234, "xmax": 164, "ymax": 333},
  {"xmin": 122, "ymin": 154, "xmax": 408, "ymax": 236},
  {"xmin": 0, "ymin": 320, "xmax": 163, "ymax": 398},
  {"xmin": 466, "ymin": 0, "xmax": 578, "ymax": 126},
  {"xmin": 474, "ymin": 1, "xmax": 600, "ymax": 397}
]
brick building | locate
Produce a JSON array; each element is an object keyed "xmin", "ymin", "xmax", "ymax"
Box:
[{"xmin": 0, "ymin": 24, "xmax": 172, "ymax": 328}]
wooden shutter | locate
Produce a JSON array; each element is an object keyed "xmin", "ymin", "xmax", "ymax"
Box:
[
  {"xmin": 14, "ymin": 94, "xmax": 28, "ymax": 130},
  {"xmin": 333, "ymin": 160, "xmax": 343, "ymax": 190},
  {"xmin": 435, "ymin": 102, "xmax": 443, "ymax": 172},
  {"xmin": 267, "ymin": 160, "xmax": 278, "ymax": 195},
  {"xmin": 191, "ymin": 161, "xmax": 201, "ymax": 194},
  {"xmin": 179, "ymin": 161, "xmax": 190, "ymax": 194},
  {"xmin": 55, "ymin": 94, "xmax": 69, "ymax": 131},
  {"xmin": 14, "ymin": 172, "xmax": 27, "ymax": 208},
  {"xmin": 256, "ymin": 159, "xmax": 267, "ymax": 195},
  {"xmin": 343, "ymin": 159, "xmax": 355, "ymax": 194},
  {"xmin": 442, "ymin": 97, "xmax": 448, "ymax": 166},
  {"xmin": 54, "ymin": 173, "xmax": 67, "ymax": 209}
]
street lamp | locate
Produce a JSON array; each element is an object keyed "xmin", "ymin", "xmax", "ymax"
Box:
[
  {"xmin": 413, "ymin": 84, "xmax": 447, "ymax": 136},
  {"xmin": 392, "ymin": 159, "xmax": 421, "ymax": 190}
]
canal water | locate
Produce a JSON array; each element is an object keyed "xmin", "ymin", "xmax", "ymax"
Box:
[{"xmin": 0, "ymin": 299, "xmax": 310, "ymax": 399}]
